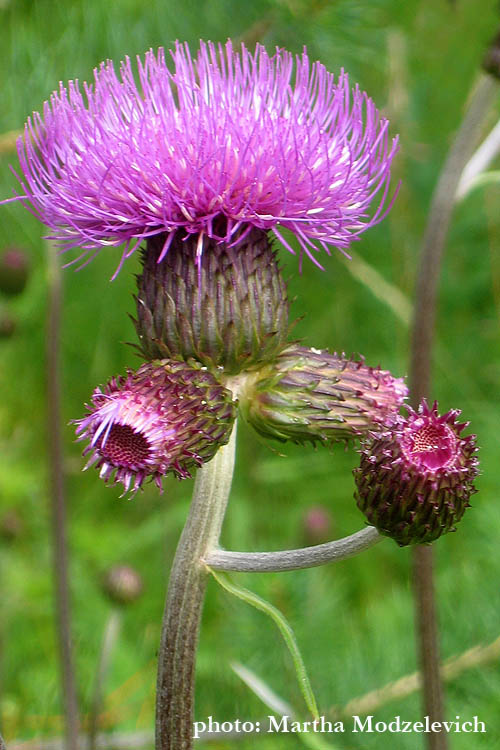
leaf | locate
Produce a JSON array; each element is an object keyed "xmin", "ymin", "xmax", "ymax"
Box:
[{"xmin": 207, "ymin": 566, "xmax": 319, "ymax": 719}]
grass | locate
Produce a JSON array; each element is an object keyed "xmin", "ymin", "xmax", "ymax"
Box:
[{"xmin": 1, "ymin": 0, "xmax": 500, "ymax": 747}]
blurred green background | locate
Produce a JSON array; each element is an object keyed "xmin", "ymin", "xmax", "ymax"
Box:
[{"xmin": 1, "ymin": 0, "xmax": 500, "ymax": 747}]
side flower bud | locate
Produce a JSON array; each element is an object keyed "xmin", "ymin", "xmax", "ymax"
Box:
[
  {"xmin": 0, "ymin": 248, "xmax": 30, "ymax": 296},
  {"xmin": 134, "ymin": 227, "xmax": 290, "ymax": 375},
  {"xmin": 238, "ymin": 345, "xmax": 407, "ymax": 444},
  {"xmin": 354, "ymin": 401, "xmax": 479, "ymax": 546},
  {"xmin": 74, "ymin": 359, "xmax": 236, "ymax": 494}
]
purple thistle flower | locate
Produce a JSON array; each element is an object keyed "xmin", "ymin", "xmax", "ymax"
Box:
[
  {"xmin": 11, "ymin": 40, "xmax": 398, "ymax": 272},
  {"xmin": 74, "ymin": 360, "xmax": 236, "ymax": 495},
  {"xmin": 354, "ymin": 401, "xmax": 479, "ymax": 546}
]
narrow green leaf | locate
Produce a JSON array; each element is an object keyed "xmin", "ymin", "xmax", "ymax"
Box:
[{"xmin": 207, "ymin": 566, "xmax": 319, "ymax": 719}]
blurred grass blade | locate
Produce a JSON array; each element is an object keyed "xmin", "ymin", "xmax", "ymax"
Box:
[
  {"xmin": 456, "ymin": 117, "xmax": 500, "ymax": 200},
  {"xmin": 456, "ymin": 169, "xmax": 500, "ymax": 199},
  {"xmin": 0, "ymin": 129, "xmax": 20, "ymax": 155},
  {"xmin": 208, "ymin": 567, "xmax": 319, "ymax": 719},
  {"xmin": 231, "ymin": 662, "xmax": 341, "ymax": 750},
  {"xmin": 231, "ymin": 661, "xmax": 295, "ymax": 716},
  {"xmin": 341, "ymin": 251, "xmax": 412, "ymax": 326}
]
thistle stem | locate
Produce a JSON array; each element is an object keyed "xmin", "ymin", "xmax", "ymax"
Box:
[
  {"xmin": 204, "ymin": 526, "xmax": 381, "ymax": 572},
  {"xmin": 155, "ymin": 422, "xmax": 237, "ymax": 750},
  {"xmin": 46, "ymin": 240, "xmax": 80, "ymax": 750},
  {"xmin": 409, "ymin": 74, "xmax": 498, "ymax": 750}
]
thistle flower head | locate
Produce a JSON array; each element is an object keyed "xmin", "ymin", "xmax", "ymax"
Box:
[
  {"xmin": 354, "ymin": 401, "xmax": 479, "ymax": 546},
  {"xmin": 239, "ymin": 345, "xmax": 407, "ymax": 444},
  {"xmin": 74, "ymin": 359, "xmax": 236, "ymax": 494},
  {"xmin": 12, "ymin": 41, "xmax": 398, "ymax": 272}
]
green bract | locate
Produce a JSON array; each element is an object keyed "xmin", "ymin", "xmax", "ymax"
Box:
[{"xmin": 134, "ymin": 228, "xmax": 290, "ymax": 375}]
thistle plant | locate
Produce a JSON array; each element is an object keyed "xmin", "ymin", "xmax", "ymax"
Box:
[{"xmin": 5, "ymin": 39, "xmax": 480, "ymax": 750}]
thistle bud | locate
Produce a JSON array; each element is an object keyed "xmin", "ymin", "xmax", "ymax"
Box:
[
  {"xmin": 102, "ymin": 565, "xmax": 143, "ymax": 605},
  {"xmin": 302, "ymin": 506, "xmax": 333, "ymax": 544},
  {"xmin": 0, "ymin": 248, "xmax": 30, "ymax": 296},
  {"xmin": 134, "ymin": 228, "xmax": 290, "ymax": 374},
  {"xmin": 239, "ymin": 345, "xmax": 407, "ymax": 444},
  {"xmin": 354, "ymin": 401, "xmax": 479, "ymax": 546},
  {"xmin": 74, "ymin": 359, "xmax": 236, "ymax": 494}
]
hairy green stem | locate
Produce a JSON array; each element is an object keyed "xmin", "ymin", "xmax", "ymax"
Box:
[
  {"xmin": 155, "ymin": 423, "xmax": 237, "ymax": 750},
  {"xmin": 409, "ymin": 74, "xmax": 498, "ymax": 750},
  {"xmin": 204, "ymin": 526, "xmax": 381, "ymax": 572}
]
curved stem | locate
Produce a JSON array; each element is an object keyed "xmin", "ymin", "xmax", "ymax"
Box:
[
  {"xmin": 155, "ymin": 423, "xmax": 237, "ymax": 750},
  {"xmin": 409, "ymin": 74, "xmax": 498, "ymax": 750},
  {"xmin": 204, "ymin": 526, "xmax": 381, "ymax": 573}
]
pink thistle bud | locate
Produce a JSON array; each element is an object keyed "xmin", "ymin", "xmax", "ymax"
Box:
[
  {"xmin": 239, "ymin": 345, "xmax": 407, "ymax": 444},
  {"xmin": 354, "ymin": 401, "xmax": 479, "ymax": 546},
  {"xmin": 74, "ymin": 360, "xmax": 236, "ymax": 495},
  {"xmin": 0, "ymin": 248, "xmax": 30, "ymax": 296}
]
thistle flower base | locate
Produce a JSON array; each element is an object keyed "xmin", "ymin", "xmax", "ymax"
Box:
[{"xmin": 135, "ymin": 227, "xmax": 290, "ymax": 374}]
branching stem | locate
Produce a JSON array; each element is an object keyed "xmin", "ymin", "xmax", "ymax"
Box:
[{"xmin": 204, "ymin": 526, "xmax": 381, "ymax": 572}]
